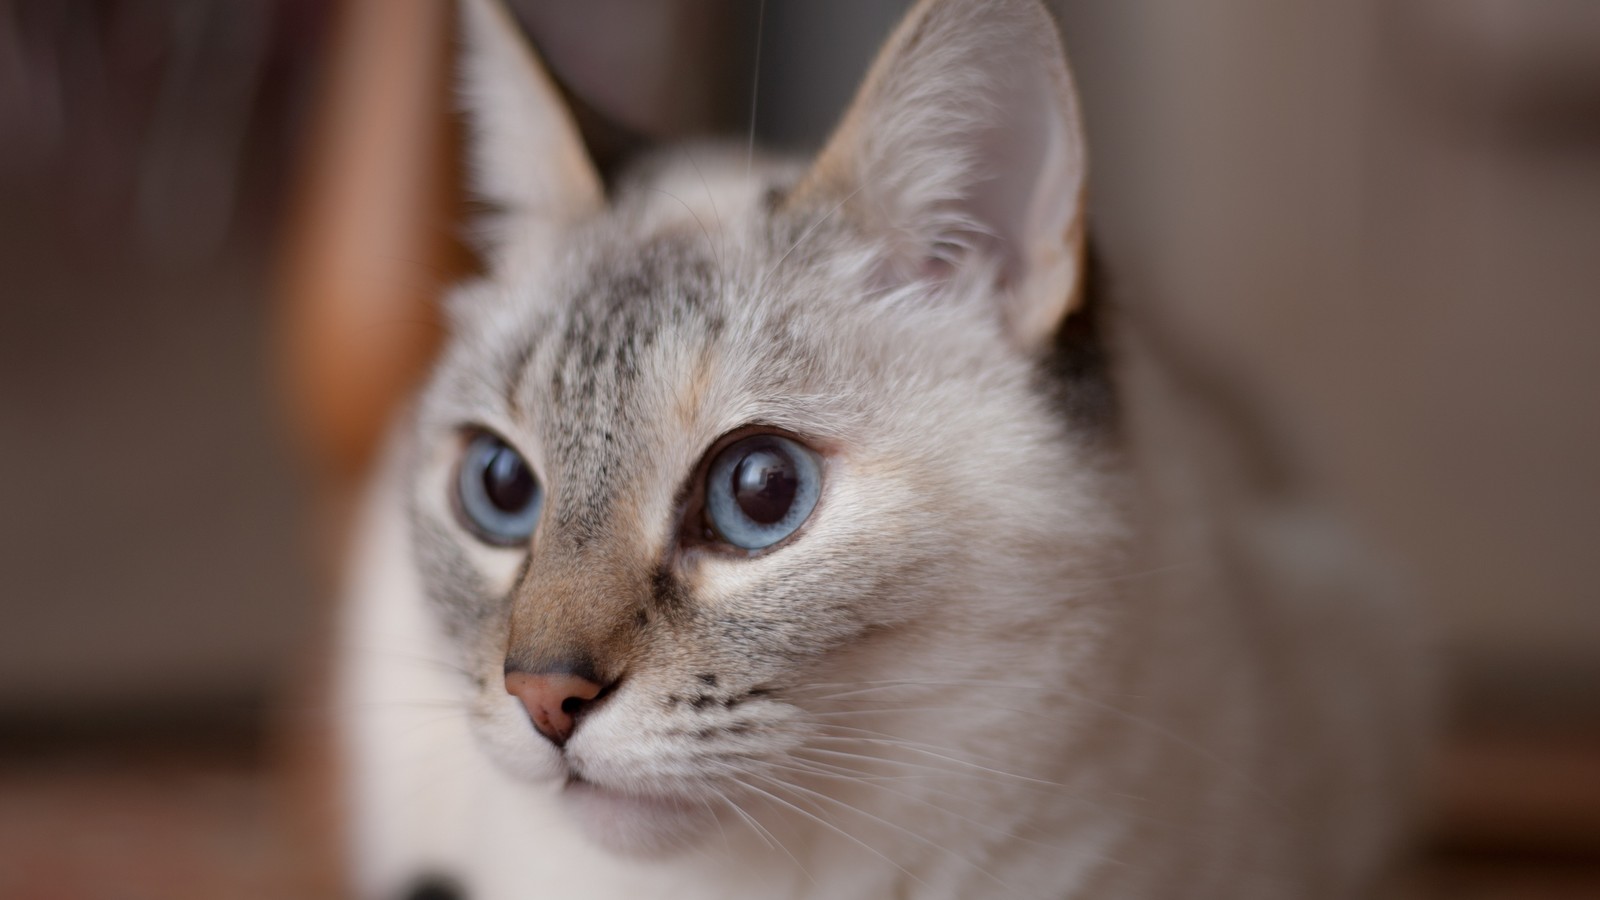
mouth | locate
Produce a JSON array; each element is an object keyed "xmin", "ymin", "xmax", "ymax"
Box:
[{"xmin": 558, "ymin": 773, "xmax": 716, "ymax": 856}]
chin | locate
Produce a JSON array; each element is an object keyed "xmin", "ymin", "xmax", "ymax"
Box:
[{"xmin": 558, "ymin": 776, "xmax": 717, "ymax": 857}]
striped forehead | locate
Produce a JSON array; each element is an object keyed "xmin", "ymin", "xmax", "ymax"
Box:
[{"xmin": 520, "ymin": 233, "xmax": 727, "ymax": 542}]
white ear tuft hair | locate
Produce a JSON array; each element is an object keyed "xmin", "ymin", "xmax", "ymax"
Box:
[
  {"xmin": 457, "ymin": 0, "xmax": 601, "ymax": 265},
  {"xmin": 801, "ymin": 0, "xmax": 1088, "ymax": 350}
]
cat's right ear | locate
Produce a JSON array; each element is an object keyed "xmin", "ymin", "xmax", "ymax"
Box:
[
  {"xmin": 458, "ymin": 0, "xmax": 602, "ymax": 269},
  {"xmin": 794, "ymin": 0, "xmax": 1088, "ymax": 353}
]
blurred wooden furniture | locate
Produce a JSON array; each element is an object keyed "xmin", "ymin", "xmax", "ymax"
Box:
[
  {"xmin": 278, "ymin": 0, "xmax": 461, "ymax": 484},
  {"xmin": 275, "ymin": 1, "xmax": 464, "ymax": 893}
]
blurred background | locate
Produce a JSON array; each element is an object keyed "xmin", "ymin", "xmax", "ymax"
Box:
[{"xmin": 1, "ymin": 0, "xmax": 1597, "ymax": 896}]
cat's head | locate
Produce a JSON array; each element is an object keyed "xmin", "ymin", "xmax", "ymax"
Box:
[{"xmin": 403, "ymin": 0, "xmax": 1120, "ymax": 855}]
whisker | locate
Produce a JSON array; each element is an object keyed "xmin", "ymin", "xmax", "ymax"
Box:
[
  {"xmin": 389, "ymin": 709, "xmax": 478, "ymax": 743},
  {"xmin": 763, "ymin": 756, "xmax": 1061, "ymax": 857},
  {"xmin": 796, "ymin": 744, "xmax": 1101, "ymax": 813},
  {"xmin": 788, "ymin": 676, "xmax": 1280, "ymax": 805},
  {"xmin": 649, "ymin": 187, "xmax": 721, "ymax": 274},
  {"xmin": 804, "ymin": 703, "xmax": 1045, "ymax": 719},
  {"xmin": 733, "ymin": 771, "xmax": 929, "ymax": 891},
  {"xmin": 747, "ymin": 770, "xmax": 1020, "ymax": 896},
  {"xmin": 693, "ymin": 794, "xmax": 736, "ymax": 857},
  {"xmin": 787, "ymin": 676, "xmax": 1139, "ymax": 702},
  {"xmin": 752, "ymin": 183, "xmax": 867, "ymax": 307},
  {"xmin": 806, "ymin": 729, "xmax": 1084, "ymax": 792},
  {"xmin": 276, "ymin": 699, "xmax": 469, "ymax": 719},
  {"xmin": 794, "ymin": 743, "xmax": 1096, "ymax": 805},
  {"xmin": 718, "ymin": 782, "xmax": 816, "ymax": 884},
  {"xmin": 796, "ymin": 739, "xmax": 1238, "ymax": 851},
  {"xmin": 714, "ymin": 791, "xmax": 776, "ymax": 852},
  {"xmin": 344, "ymin": 644, "xmax": 476, "ymax": 680},
  {"xmin": 681, "ymin": 147, "xmax": 728, "ymax": 270},
  {"xmin": 745, "ymin": 0, "xmax": 766, "ymax": 181}
]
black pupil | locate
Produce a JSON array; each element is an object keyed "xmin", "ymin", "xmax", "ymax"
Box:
[
  {"xmin": 730, "ymin": 445, "xmax": 799, "ymax": 525},
  {"xmin": 482, "ymin": 444, "xmax": 535, "ymax": 512}
]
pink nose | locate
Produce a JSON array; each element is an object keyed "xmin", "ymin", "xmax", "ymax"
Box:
[{"xmin": 504, "ymin": 671, "xmax": 603, "ymax": 747}]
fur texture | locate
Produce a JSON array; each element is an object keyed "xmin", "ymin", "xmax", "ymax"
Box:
[{"xmin": 335, "ymin": 1, "xmax": 1428, "ymax": 897}]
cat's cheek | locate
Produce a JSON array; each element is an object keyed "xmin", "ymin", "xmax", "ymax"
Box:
[{"xmin": 466, "ymin": 543, "xmax": 527, "ymax": 599}]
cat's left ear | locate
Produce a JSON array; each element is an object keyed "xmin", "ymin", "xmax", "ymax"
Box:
[
  {"xmin": 798, "ymin": 0, "xmax": 1088, "ymax": 351},
  {"xmin": 458, "ymin": 0, "xmax": 603, "ymax": 265}
]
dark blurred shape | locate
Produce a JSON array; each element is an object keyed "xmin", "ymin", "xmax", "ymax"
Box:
[
  {"xmin": 404, "ymin": 875, "xmax": 466, "ymax": 900},
  {"xmin": 1392, "ymin": 0, "xmax": 1600, "ymax": 147},
  {"xmin": 0, "ymin": 0, "xmax": 324, "ymax": 264},
  {"xmin": 0, "ymin": 0, "xmax": 329, "ymax": 718}
]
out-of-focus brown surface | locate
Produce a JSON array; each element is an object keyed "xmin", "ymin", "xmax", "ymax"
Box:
[
  {"xmin": 277, "ymin": 0, "xmax": 458, "ymax": 481},
  {"xmin": 1422, "ymin": 731, "xmax": 1600, "ymax": 898},
  {"xmin": 0, "ymin": 725, "xmax": 305, "ymax": 900},
  {"xmin": 1432, "ymin": 729, "xmax": 1600, "ymax": 858}
]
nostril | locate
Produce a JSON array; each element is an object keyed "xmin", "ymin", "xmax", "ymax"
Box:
[{"xmin": 504, "ymin": 668, "xmax": 605, "ymax": 747}]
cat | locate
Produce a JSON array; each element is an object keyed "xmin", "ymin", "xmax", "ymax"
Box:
[{"xmin": 333, "ymin": 0, "xmax": 1430, "ymax": 897}]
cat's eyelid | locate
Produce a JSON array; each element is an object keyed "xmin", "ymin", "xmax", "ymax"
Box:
[{"xmin": 703, "ymin": 414, "xmax": 848, "ymax": 457}]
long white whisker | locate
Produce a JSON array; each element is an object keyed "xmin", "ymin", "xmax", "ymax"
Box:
[
  {"xmin": 693, "ymin": 794, "xmax": 734, "ymax": 856},
  {"xmin": 764, "ymin": 756, "xmax": 1060, "ymax": 855},
  {"xmin": 788, "ymin": 677, "xmax": 1280, "ymax": 806},
  {"xmin": 710, "ymin": 788, "xmax": 779, "ymax": 854},
  {"xmin": 345, "ymin": 644, "xmax": 476, "ymax": 679},
  {"xmin": 807, "ymin": 729, "xmax": 1082, "ymax": 792},
  {"xmin": 794, "ymin": 743, "xmax": 1099, "ymax": 805},
  {"xmin": 804, "ymin": 703, "xmax": 1044, "ymax": 719},
  {"xmin": 747, "ymin": 770, "xmax": 1020, "ymax": 896},
  {"xmin": 733, "ymin": 771, "xmax": 929, "ymax": 891}
]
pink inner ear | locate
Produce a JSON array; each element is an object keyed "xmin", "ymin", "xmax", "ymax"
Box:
[
  {"xmin": 867, "ymin": 58, "xmax": 1078, "ymax": 306},
  {"xmin": 965, "ymin": 61, "xmax": 1069, "ymax": 288},
  {"xmin": 816, "ymin": 0, "xmax": 1086, "ymax": 333}
]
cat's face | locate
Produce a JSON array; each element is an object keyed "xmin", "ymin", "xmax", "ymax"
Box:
[{"xmin": 400, "ymin": 0, "xmax": 1118, "ymax": 855}]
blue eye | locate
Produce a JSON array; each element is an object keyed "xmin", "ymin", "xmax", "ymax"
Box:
[
  {"xmin": 704, "ymin": 434, "xmax": 822, "ymax": 551},
  {"xmin": 455, "ymin": 432, "xmax": 542, "ymax": 546}
]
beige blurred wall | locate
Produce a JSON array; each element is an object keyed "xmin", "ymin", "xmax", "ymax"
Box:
[{"xmin": 1061, "ymin": 0, "xmax": 1600, "ymax": 717}]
